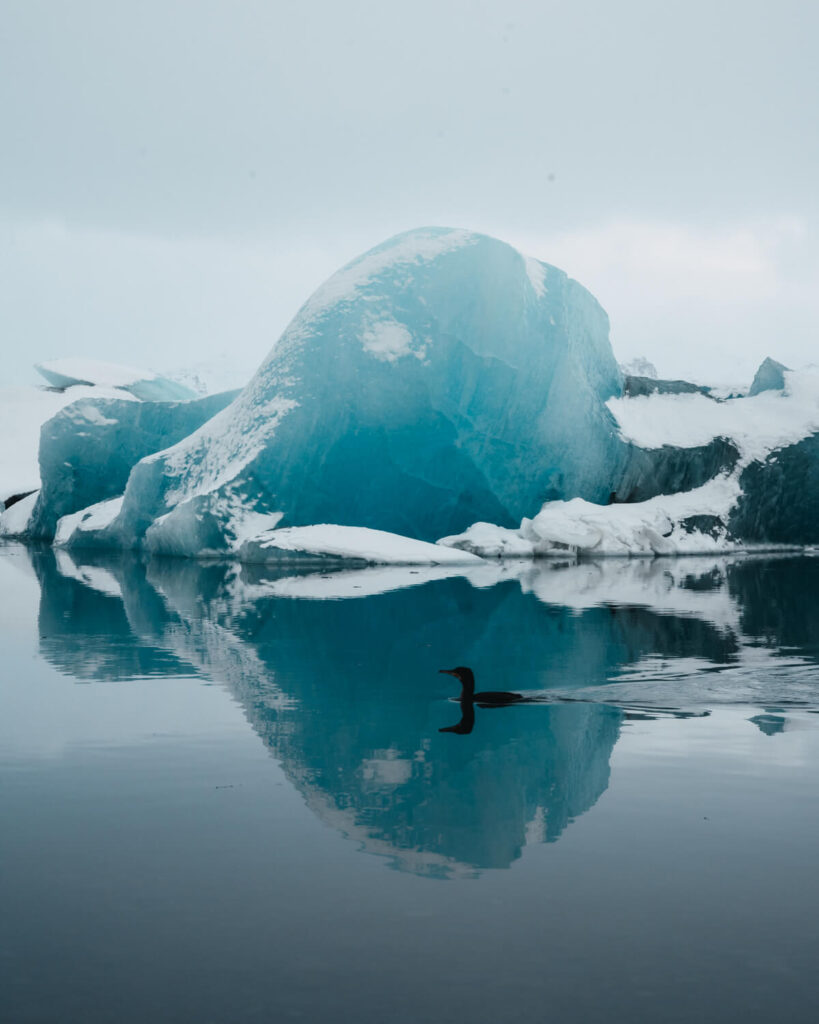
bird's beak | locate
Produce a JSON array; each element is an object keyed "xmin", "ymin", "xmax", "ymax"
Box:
[{"xmin": 439, "ymin": 669, "xmax": 458, "ymax": 677}]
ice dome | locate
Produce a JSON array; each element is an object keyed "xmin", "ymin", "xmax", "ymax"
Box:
[{"xmin": 78, "ymin": 227, "xmax": 626, "ymax": 553}]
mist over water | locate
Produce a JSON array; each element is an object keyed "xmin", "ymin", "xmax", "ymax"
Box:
[{"xmin": 2, "ymin": 544, "xmax": 819, "ymax": 1022}]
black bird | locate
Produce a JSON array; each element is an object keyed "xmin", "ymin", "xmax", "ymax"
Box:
[{"xmin": 439, "ymin": 666, "xmax": 528, "ymax": 707}]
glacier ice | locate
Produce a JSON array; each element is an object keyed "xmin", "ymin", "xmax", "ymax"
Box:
[
  {"xmin": 237, "ymin": 524, "xmax": 483, "ymax": 566},
  {"xmin": 23, "ymin": 389, "xmax": 239, "ymax": 541},
  {"xmin": 55, "ymin": 227, "xmax": 629, "ymax": 554},
  {"xmin": 748, "ymin": 356, "xmax": 789, "ymax": 397},
  {"xmin": 14, "ymin": 228, "xmax": 819, "ymax": 562},
  {"xmin": 1, "ymin": 359, "xmax": 202, "ymax": 515},
  {"xmin": 441, "ymin": 366, "xmax": 819, "ymax": 557},
  {"xmin": 36, "ymin": 359, "xmax": 196, "ymax": 402},
  {"xmin": 1, "ymin": 380, "xmax": 136, "ymax": 508},
  {"xmin": 439, "ymin": 478, "xmax": 741, "ymax": 558}
]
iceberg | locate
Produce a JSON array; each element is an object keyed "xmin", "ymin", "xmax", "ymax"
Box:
[
  {"xmin": 440, "ymin": 366, "xmax": 819, "ymax": 557},
  {"xmin": 439, "ymin": 478, "xmax": 741, "ymax": 558},
  {"xmin": 23, "ymin": 389, "xmax": 239, "ymax": 541},
  {"xmin": 0, "ymin": 381, "xmax": 132, "ymax": 509},
  {"xmin": 36, "ymin": 358, "xmax": 195, "ymax": 402},
  {"xmin": 1, "ymin": 359, "xmax": 200, "ymax": 516},
  {"xmin": 748, "ymin": 356, "xmax": 789, "ymax": 397},
  {"xmin": 57, "ymin": 227, "xmax": 627, "ymax": 554},
  {"xmin": 16, "ymin": 230, "xmax": 819, "ymax": 560}
]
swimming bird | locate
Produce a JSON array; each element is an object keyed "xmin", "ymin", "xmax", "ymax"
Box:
[{"xmin": 439, "ymin": 666, "xmax": 529, "ymax": 707}]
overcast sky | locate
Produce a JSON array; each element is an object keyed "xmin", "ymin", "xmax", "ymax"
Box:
[{"xmin": 2, "ymin": 0, "xmax": 817, "ymax": 387}]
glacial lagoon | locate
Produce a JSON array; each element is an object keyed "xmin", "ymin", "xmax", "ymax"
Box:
[{"xmin": 2, "ymin": 543, "xmax": 819, "ymax": 1023}]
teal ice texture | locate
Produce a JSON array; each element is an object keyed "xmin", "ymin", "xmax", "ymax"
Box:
[
  {"xmin": 26, "ymin": 390, "xmax": 240, "ymax": 540},
  {"xmin": 748, "ymin": 356, "xmax": 789, "ymax": 396},
  {"xmin": 24, "ymin": 230, "xmax": 819, "ymax": 557},
  {"xmin": 82, "ymin": 228, "xmax": 628, "ymax": 551}
]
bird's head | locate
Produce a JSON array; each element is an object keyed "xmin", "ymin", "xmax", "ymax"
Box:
[{"xmin": 439, "ymin": 666, "xmax": 475, "ymax": 697}]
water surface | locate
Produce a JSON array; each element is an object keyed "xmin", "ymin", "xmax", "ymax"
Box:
[{"xmin": 2, "ymin": 545, "xmax": 819, "ymax": 1022}]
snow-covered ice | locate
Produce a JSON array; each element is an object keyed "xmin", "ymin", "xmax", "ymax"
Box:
[
  {"xmin": 7, "ymin": 233, "xmax": 819, "ymax": 562},
  {"xmin": 23, "ymin": 389, "xmax": 239, "ymax": 541},
  {"xmin": 441, "ymin": 364, "xmax": 819, "ymax": 558},
  {"xmin": 54, "ymin": 497, "xmax": 124, "ymax": 547},
  {"xmin": 58, "ymin": 227, "xmax": 626, "ymax": 556},
  {"xmin": 0, "ymin": 381, "xmax": 137, "ymax": 505},
  {"xmin": 607, "ymin": 367, "xmax": 819, "ymax": 461},
  {"xmin": 238, "ymin": 524, "xmax": 484, "ymax": 566},
  {"xmin": 36, "ymin": 359, "xmax": 195, "ymax": 402}
]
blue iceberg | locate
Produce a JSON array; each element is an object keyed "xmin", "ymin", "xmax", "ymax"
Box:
[
  {"xmin": 62, "ymin": 227, "xmax": 627, "ymax": 553},
  {"xmin": 748, "ymin": 356, "xmax": 789, "ymax": 397},
  {"xmin": 25, "ymin": 390, "xmax": 239, "ymax": 540},
  {"xmin": 24, "ymin": 228, "xmax": 819, "ymax": 560}
]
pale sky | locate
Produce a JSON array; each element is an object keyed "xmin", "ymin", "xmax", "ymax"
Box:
[{"xmin": 2, "ymin": 0, "xmax": 817, "ymax": 387}]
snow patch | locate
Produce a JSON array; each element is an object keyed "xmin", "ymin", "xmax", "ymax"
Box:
[
  {"xmin": 607, "ymin": 367, "xmax": 819, "ymax": 462},
  {"xmin": 440, "ymin": 477, "xmax": 746, "ymax": 558},
  {"xmin": 0, "ymin": 491, "xmax": 38, "ymax": 537},
  {"xmin": 54, "ymin": 496, "xmax": 124, "ymax": 546},
  {"xmin": 361, "ymin": 319, "xmax": 425, "ymax": 363},
  {"xmin": 240, "ymin": 524, "xmax": 485, "ymax": 566}
]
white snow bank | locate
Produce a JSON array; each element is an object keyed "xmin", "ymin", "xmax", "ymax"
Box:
[
  {"xmin": 54, "ymin": 497, "xmax": 123, "ymax": 546},
  {"xmin": 0, "ymin": 491, "xmax": 38, "ymax": 537},
  {"xmin": 439, "ymin": 477, "xmax": 751, "ymax": 559},
  {"xmin": 607, "ymin": 367, "xmax": 819, "ymax": 461},
  {"xmin": 436, "ymin": 522, "xmax": 536, "ymax": 558},
  {"xmin": 240, "ymin": 524, "xmax": 485, "ymax": 566}
]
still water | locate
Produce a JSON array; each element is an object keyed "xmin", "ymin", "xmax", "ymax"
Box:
[{"xmin": 2, "ymin": 543, "xmax": 819, "ymax": 1023}]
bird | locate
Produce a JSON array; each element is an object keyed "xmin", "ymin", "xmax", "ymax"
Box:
[{"xmin": 439, "ymin": 666, "xmax": 529, "ymax": 707}]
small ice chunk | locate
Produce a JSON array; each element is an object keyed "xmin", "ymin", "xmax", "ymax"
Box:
[{"xmin": 239, "ymin": 524, "xmax": 485, "ymax": 566}]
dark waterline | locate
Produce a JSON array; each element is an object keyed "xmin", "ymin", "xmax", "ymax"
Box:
[{"xmin": 2, "ymin": 544, "xmax": 819, "ymax": 1023}]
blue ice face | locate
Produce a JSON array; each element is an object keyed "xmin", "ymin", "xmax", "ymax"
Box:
[
  {"xmin": 26, "ymin": 390, "xmax": 239, "ymax": 540},
  {"xmin": 87, "ymin": 227, "xmax": 626, "ymax": 552},
  {"xmin": 748, "ymin": 357, "xmax": 789, "ymax": 396}
]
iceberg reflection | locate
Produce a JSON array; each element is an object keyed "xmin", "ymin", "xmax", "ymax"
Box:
[{"xmin": 24, "ymin": 547, "xmax": 819, "ymax": 875}]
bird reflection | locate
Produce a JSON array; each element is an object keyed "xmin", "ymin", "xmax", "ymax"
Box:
[{"xmin": 439, "ymin": 699, "xmax": 476, "ymax": 734}]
